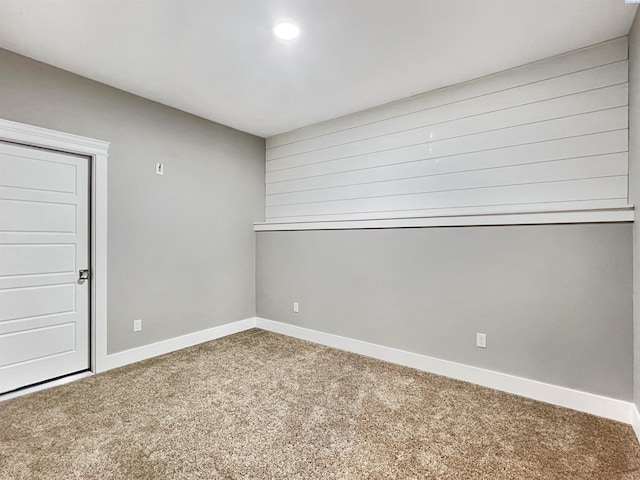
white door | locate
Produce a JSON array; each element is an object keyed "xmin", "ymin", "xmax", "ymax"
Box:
[{"xmin": 0, "ymin": 141, "xmax": 90, "ymax": 394}]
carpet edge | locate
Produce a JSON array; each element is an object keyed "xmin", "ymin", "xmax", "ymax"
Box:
[{"xmin": 255, "ymin": 317, "xmax": 635, "ymax": 426}]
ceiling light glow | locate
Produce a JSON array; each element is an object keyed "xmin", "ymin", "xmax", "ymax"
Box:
[{"xmin": 274, "ymin": 21, "xmax": 300, "ymax": 40}]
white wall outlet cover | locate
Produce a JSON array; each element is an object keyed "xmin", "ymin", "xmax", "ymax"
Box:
[
  {"xmin": 293, "ymin": 302, "xmax": 299, "ymax": 313},
  {"xmin": 133, "ymin": 319, "xmax": 142, "ymax": 332},
  {"xmin": 476, "ymin": 333, "xmax": 487, "ymax": 348},
  {"xmin": 155, "ymin": 162, "xmax": 164, "ymax": 175}
]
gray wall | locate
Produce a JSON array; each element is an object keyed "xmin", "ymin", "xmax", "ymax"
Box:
[
  {"xmin": 257, "ymin": 224, "xmax": 633, "ymax": 400},
  {"xmin": 629, "ymin": 11, "xmax": 640, "ymax": 411},
  {"xmin": 0, "ymin": 48, "xmax": 265, "ymax": 354}
]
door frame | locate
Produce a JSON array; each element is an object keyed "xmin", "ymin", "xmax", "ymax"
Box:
[{"xmin": 0, "ymin": 118, "xmax": 110, "ymax": 374}]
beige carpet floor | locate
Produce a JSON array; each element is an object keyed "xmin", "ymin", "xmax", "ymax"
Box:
[{"xmin": 1, "ymin": 328, "xmax": 639, "ymax": 479}]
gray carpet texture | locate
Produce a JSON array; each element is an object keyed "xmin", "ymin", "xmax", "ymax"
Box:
[{"xmin": 1, "ymin": 328, "xmax": 639, "ymax": 479}]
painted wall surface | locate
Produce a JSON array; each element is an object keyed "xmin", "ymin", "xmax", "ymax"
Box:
[
  {"xmin": 629, "ymin": 11, "xmax": 640, "ymax": 412},
  {"xmin": 0, "ymin": 48, "xmax": 265, "ymax": 354},
  {"xmin": 265, "ymin": 39, "xmax": 629, "ymax": 223},
  {"xmin": 257, "ymin": 224, "xmax": 633, "ymax": 400}
]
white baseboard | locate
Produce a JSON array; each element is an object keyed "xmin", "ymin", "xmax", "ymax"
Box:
[
  {"xmin": 103, "ymin": 317, "xmax": 256, "ymax": 371},
  {"xmin": 4, "ymin": 315, "xmax": 637, "ymax": 435},
  {"xmin": 255, "ymin": 317, "xmax": 635, "ymax": 425},
  {"xmin": 631, "ymin": 405, "xmax": 640, "ymax": 443}
]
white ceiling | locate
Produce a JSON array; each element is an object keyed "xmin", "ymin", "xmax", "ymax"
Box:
[{"xmin": 0, "ymin": 1, "xmax": 636, "ymax": 138}]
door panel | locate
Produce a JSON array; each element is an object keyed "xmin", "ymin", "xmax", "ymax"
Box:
[
  {"xmin": 0, "ymin": 284, "xmax": 76, "ymax": 322},
  {"xmin": 0, "ymin": 153, "xmax": 76, "ymax": 192},
  {"xmin": 0, "ymin": 323, "xmax": 75, "ymax": 368},
  {"xmin": 0, "ymin": 141, "xmax": 89, "ymax": 393},
  {"xmin": 0, "ymin": 199, "xmax": 76, "ymax": 232},
  {"xmin": 0, "ymin": 244, "xmax": 75, "ymax": 276}
]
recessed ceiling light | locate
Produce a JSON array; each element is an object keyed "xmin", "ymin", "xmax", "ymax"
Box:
[{"xmin": 273, "ymin": 21, "xmax": 300, "ymax": 40}]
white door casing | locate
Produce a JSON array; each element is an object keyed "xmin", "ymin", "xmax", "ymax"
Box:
[
  {"xmin": 0, "ymin": 142, "xmax": 90, "ymax": 393},
  {"xmin": 0, "ymin": 119, "xmax": 109, "ymax": 390}
]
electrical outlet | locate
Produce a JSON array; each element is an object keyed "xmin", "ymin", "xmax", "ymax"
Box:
[
  {"xmin": 155, "ymin": 162, "xmax": 164, "ymax": 175},
  {"xmin": 133, "ymin": 319, "xmax": 142, "ymax": 332},
  {"xmin": 293, "ymin": 302, "xmax": 299, "ymax": 313},
  {"xmin": 476, "ymin": 333, "xmax": 486, "ymax": 348}
]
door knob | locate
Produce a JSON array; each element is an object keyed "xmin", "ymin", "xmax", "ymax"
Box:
[{"xmin": 78, "ymin": 269, "xmax": 90, "ymax": 282}]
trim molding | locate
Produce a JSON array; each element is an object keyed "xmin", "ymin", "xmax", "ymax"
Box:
[
  {"xmin": 0, "ymin": 118, "xmax": 110, "ymax": 374},
  {"xmin": 632, "ymin": 405, "xmax": 640, "ymax": 444},
  {"xmin": 4, "ymin": 313, "xmax": 637, "ymax": 435},
  {"xmin": 103, "ymin": 318, "xmax": 256, "ymax": 371},
  {"xmin": 255, "ymin": 317, "xmax": 634, "ymax": 424},
  {"xmin": 254, "ymin": 207, "xmax": 634, "ymax": 231},
  {"xmin": 0, "ymin": 118, "xmax": 109, "ymax": 155}
]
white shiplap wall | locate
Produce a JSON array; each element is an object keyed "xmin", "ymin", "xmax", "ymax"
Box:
[{"xmin": 264, "ymin": 38, "xmax": 630, "ymax": 224}]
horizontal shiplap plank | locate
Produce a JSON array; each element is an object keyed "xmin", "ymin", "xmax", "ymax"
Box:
[
  {"xmin": 267, "ymin": 108, "xmax": 628, "ymax": 183},
  {"xmin": 267, "ymin": 85, "xmax": 627, "ymax": 172},
  {"xmin": 266, "ymin": 153, "xmax": 627, "ymax": 207},
  {"xmin": 266, "ymin": 176, "xmax": 627, "ymax": 219},
  {"xmin": 267, "ymin": 130, "xmax": 628, "ymax": 194},
  {"xmin": 267, "ymin": 61, "xmax": 628, "ymax": 161},
  {"xmin": 267, "ymin": 37, "xmax": 628, "ymax": 149},
  {"xmin": 265, "ymin": 200, "xmax": 631, "ymax": 223},
  {"xmin": 265, "ymin": 199, "xmax": 629, "ymax": 223}
]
